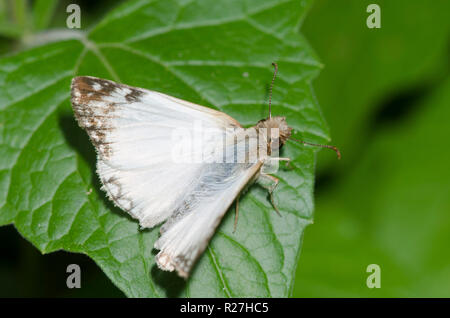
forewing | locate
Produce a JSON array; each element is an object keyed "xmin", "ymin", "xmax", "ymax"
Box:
[{"xmin": 70, "ymin": 76, "xmax": 241, "ymax": 228}]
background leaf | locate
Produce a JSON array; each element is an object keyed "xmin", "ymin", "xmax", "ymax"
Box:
[
  {"xmin": 0, "ymin": 0, "xmax": 328, "ymax": 297},
  {"xmin": 293, "ymin": 0, "xmax": 450, "ymax": 296},
  {"xmin": 301, "ymin": 0, "xmax": 450, "ymax": 172},
  {"xmin": 32, "ymin": 0, "xmax": 59, "ymax": 31},
  {"xmin": 0, "ymin": 0, "xmax": 29, "ymax": 39}
]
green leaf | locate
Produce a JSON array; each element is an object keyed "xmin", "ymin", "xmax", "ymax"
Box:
[
  {"xmin": 32, "ymin": 0, "xmax": 59, "ymax": 31},
  {"xmin": 0, "ymin": 0, "xmax": 328, "ymax": 297},
  {"xmin": 0, "ymin": 0, "xmax": 26, "ymax": 38}
]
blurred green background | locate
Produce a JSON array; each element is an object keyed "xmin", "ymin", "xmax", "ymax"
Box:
[
  {"xmin": 294, "ymin": 0, "xmax": 450, "ymax": 297},
  {"xmin": 0, "ymin": 0, "xmax": 449, "ymax": 297}
]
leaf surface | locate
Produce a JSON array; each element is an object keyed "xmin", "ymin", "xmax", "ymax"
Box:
[{"xmin": 0, "ymin": 0, "xmax": 328, "ymax": 297}]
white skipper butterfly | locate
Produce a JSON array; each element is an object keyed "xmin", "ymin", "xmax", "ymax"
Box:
[{"xmin": 70, "ymin": 63, "xmax": 339, "ymax": 278}]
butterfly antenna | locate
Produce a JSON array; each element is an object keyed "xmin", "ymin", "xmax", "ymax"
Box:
[
  {"xmin": 268, "ymin": 62, "xmax": 278, "ymax": 119},
  {"xmin": 289, "ymin": 137, "xmax": 341, "ymax": 160}
]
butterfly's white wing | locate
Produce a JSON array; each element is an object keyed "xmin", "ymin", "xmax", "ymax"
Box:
[
  {"xmin": 71, "ymin": 76, "xmax": 240, "ymax": 226},
  {"xmin": 71, "ymin": 76, "xmax": 262, "ymax": 277},
  {"xmin": 155, "ymin": 160, "xmax": 263, "ymax": 277}
]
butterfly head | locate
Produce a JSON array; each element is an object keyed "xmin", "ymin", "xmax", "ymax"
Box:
[
  {"xmin": 256, "ymin": 116, "xmax": 292, "ymax": 151},
  {"xmin": 259, "ymin": 64, "xmax": 340, "ymax": 159}
]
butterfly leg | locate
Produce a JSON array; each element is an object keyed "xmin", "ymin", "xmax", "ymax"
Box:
[
  {"xmin": 233, "ymin": 194, "xmax": 240, "ymax": 233},
  {"xmin": 267, "ymin": 157, "xmax": 292, "ymax": 169},
  {"xmin": 278, "ymin": 157, "xmax": 291, "ymax": 168},
  {"xmin": 257, "ymin": 173, "xmax": 282, "ymax": 217}
]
